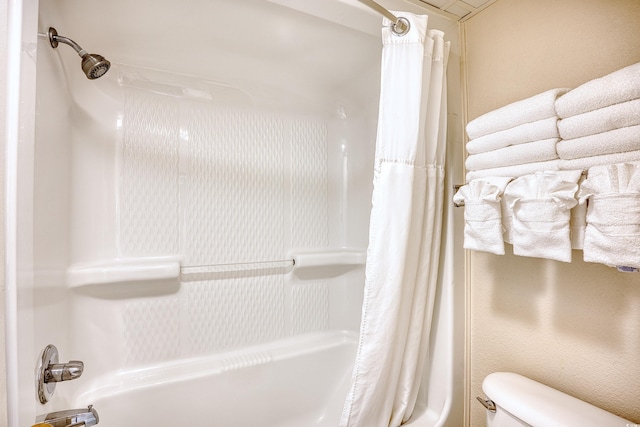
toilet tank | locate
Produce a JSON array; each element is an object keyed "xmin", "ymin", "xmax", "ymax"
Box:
[{"xmin": 482, "ymin": 372, "xmax": 632, "ymax": 427}]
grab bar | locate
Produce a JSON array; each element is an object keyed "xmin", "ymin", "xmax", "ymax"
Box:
[{"xmin": 355, "ymin": 0, "xmax": 410, "ymax": 35}]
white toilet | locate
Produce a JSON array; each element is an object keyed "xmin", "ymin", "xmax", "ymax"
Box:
[{"xmin": 480, "ymin": 372, "xmax": 633, "ymax": 426}]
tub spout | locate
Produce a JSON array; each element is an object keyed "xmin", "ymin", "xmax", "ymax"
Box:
[{"xmin": 38, "ymin": 405, "xmax": 99, "ymax": 427}]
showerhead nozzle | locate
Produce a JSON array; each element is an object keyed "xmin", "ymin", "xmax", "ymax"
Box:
[
  {"xmin": 81, "ymin": 54, "xmax": 111, "ymax": 80},
  {"xmin": 48, "ymin": 27, "xmax": 111, "ymax": 80}
]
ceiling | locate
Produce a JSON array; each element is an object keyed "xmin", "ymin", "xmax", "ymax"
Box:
[{"xmin": 419, "ymin": 0, "xmax": 496, "ymax": 19}]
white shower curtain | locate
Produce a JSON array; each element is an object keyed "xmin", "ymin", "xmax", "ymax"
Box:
[{"xmin": 340, "ymin": 12, "xmax": 449, "ymax": 427}]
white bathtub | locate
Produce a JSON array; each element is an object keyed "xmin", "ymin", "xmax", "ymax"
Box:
[
  {"xmin": 6, "ymin": 0, "xmax": 464, "ymax": 425},
  {"xmin": 73, "ymin": 332, "xmax": 356, "ymax": 427}
]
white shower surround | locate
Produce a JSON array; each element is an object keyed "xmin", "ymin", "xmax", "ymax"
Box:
[{"xmin": 5, "ymin": 0, "xmax": 464, "ymax": 426}]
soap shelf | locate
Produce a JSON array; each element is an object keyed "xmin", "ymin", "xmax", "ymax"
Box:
[
  {"xmin": 290, "ymin": 248, "xmax": 366, "ymax": 271},
  {"xmin": 67, "ymin": 256, "xmax": 181, "ymax": 288},
  {"xmin": 288, "ymin": 248, "xmax": 366, "ymax": 280},
  {"xmin": 67, "ymin": 249, "xmax": 367, "ymax": 287}
]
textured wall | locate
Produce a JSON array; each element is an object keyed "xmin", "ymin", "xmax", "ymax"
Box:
[
  {"xmin": 107, "ymin": 87, "xmax": 334, "ymax": 368},
  {"xmin": 463, "ymin": 0, "xmax": 640, "ymax": 424}
]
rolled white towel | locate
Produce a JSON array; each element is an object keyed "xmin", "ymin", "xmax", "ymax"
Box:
[
  {"xmin": 465, "ymin": 138, "xmax": 559, "ymax": 171},
  {"xmin": 555, "ymin": 61, "xmax": 640, "ymax": 118},
  {"xmin": 559, "ymin": 149, "xmax": 640, "ymax": 171},
  {"xmin": 558, "ymin": 98, "xmax": 640, "ymax": 140},
  {"xmin": 466, "ymin": 159, "xmax": 560, "ymax": 182},
  {"xmin": 556, "ymin": 125, "xmax": 640, "ymax": 160},
  {"xmin": 466, "ymin": 117, "xmax": 559, "ymax": 155},
  {"xmin": 453, "ymin": 177, "xmax": 513, "ymax": 255},
  {"xmin": 466, "ymin": 88, "xmax": 569, "ymax": 140}
]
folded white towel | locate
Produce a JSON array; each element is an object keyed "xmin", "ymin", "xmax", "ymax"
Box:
[
  {"xmin": 466, "ymin": 88, "xmax": 569, "ymax": 140},
  {"xmin": 453, "ymin": 177, "xmax": 513, "ymax": 255},
  {"xmin": 556, "ymin": 125, "xmax": 640, "ymax": 160},
  {"xmin": 582, "ymin": 194, "xmax": 640, "ymax": 268},
  {"xmin": 504, "ymin": 171, "xmax": 581, "ymax": 262},
  {"xmin": 512, "ymin": 201, "xmax": 574, "ymax": 262},
  {"xmin": 559, "ymin": 149, "xmax": 640, "ymax": 171},
  {"xmin": 578, "ymin": 163, "xmax": 640, "ymax": 267},
  {"xmin": 466, "ymin": 117, "xmax": 559, "ymax": 155},
  {"xmin": 558, "ymin": 98, "xmax": 640, "ymax": 140},
  {"xmin": 500, "ymin": 169, "xmax": 587, "ymax": 244},
  {"xmin": 570, "ymin": 198, "xmax": 587, "ymax": 250},
  {"xmin": 466, "ymin": 159, "xmax": 560, "ymax": 182},
  {"xmin": 501, "ymin": 195, "xmax": 514, "ymax": 244},
  {"xmin": 579, "ymin": 162, "xmax": 640, "ymax": 197},
  {"xmin": 555, "ymin": 62, "xmax": 640, "ymax": 118},
  {"xmin": 570, "ymin": 174, "xmax": 587, "ymax": 250},
  {"xmin": 465, "ymin": 138, "xmax": 559, "ymax": 171}
]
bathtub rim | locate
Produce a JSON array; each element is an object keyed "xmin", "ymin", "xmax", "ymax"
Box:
[{"xmin": 70, "ymin": 329, "xmax": 358, "ymax": 404}]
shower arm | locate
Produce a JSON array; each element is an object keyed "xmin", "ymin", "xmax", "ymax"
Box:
[
  {"xmin": 356, "ymin": 0, "xmax": 410, "ymax": 35},
  {"xmin": 48, "ymin": 28, "xmax": 88, "ymax": 57}
]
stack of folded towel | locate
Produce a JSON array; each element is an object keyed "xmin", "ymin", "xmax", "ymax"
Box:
[
  {"xmin": 555, "ymin": 62, "xmax": 640, "ymax": 170},
  {"xmin": 457, "ymin": 63, "xmax": 640, "ymax": 266},
  {"xmin": 464, "ymin": 88, "xmax": 569, "ymax": 182}
]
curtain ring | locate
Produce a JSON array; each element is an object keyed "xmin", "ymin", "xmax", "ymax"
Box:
[{"xmin": 391, "ymin": 17, "xmax": 410, "ymax": 36}]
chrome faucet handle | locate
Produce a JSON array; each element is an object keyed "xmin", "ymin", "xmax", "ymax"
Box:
[
  {"xmin": 36, "ymin": 345, "xmax": 85, "ymax": 404},
  {"xmin": 37, "ymin": 405, "xmax": 99, "ymax": 427},
  {"xmin": 45, "ymin": 360, "xmax": 84, "ymax": 382}
]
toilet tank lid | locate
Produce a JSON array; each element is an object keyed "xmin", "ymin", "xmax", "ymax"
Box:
[{"xmin": 482, "ymin": 372, "xmax": 631, "ymax": 427}]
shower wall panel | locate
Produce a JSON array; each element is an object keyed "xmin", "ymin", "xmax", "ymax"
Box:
[
  {"xmin": 119, "ymin": 88, "xmax": 330, "ymax": 264},
  {"xmin": 60, "ymin": 74, "xmax": 364, "ymax": 377},
  {"xmin": 120, "ymin": 91, "xmax": 180, "ymax": 257}
]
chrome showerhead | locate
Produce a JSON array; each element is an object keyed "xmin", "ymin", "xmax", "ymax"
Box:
[
  {"xmin": 48, "ymin": 27, "xmax": 111, "ymax": 80},
  {"xmin": 81, "ymin": 54, "xmax": 110, "ymax": 79}
]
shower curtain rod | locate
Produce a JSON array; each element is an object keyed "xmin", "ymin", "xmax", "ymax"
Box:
[{"xmin": 356, "ymin": 0, "xmax": 410, "ymax": 35}]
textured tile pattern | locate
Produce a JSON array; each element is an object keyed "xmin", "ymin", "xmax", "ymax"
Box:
[
  {"xmin": 183, "ymin": 105, "xmax": 285, "ymax": 266},
  {"xmin": 121, "ymin": 90, "xmax": 180, "ymax": 257},
  {"xmin": 186, "ymin": 276, "xmax": 285, "ymax": 355},
  {"xmin": 117, "ymin": 88, "xmax": 333, "ymax": 366},
  {"xmin": 122, "ymin": 297, "xmax": 181, "ymax": 365},
  {"xmin": 291, "ymin": 282, "xmax": 329, "ymax": 334},
  {"xmin": 290, "ymin": 118, "xmax": 329, "ymax": 248}
]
